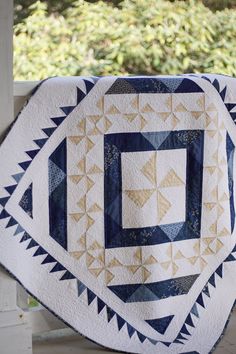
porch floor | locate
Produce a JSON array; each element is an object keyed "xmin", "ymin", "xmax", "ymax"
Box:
[{"xmin": 32, "ymin": 311, "xmax": 236, "ymax": 354}]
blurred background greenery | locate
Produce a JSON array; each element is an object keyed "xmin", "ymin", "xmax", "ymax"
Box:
[{"xmin": 14, "ymin": 0, "xmax": 236, "ymax": 80}]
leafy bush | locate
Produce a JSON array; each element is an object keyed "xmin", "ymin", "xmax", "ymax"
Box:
[
  {"xmin": 14, "ymin": 0, "xmax": 236, "ymax": 80},
  {"xmin": 14, "ymin": 0, "xmax": 122, "ymax": 24},
  {"xmin": 203, "ymin": 0, "xmax": 236, "ymax": 11},
  {"xmin": 13, "ymin": 0, "xmax": 236, "ymax": 25}
]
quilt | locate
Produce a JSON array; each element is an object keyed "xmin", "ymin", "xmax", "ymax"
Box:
[{"xmin": 0, "ymin": 74, "xmax": 236, "ymax": 353}]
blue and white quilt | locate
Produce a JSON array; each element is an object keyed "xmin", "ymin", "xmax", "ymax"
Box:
[{"xmin": 0, "ymin": 74, "xmax": 236, "ymax": 353}]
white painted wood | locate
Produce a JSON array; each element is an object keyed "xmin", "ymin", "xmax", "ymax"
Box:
[
  {"xmin": 0, "ymin": 249, "xmax": 32, "ymax": 354},
  {"xmin": 14, "ymin": 81, "xmax": 40, "ymax": 117},
  {"xmin": 0, "ymin": 251, "xmax": 32, "ymax": 353},
  {"xmin": 14, "ymin": 96, "xmax": 28, "ymax": 117},
  {"xmin": 28, "ymin": 309, "xmax": 66, "ymax": 334},
  {"xmin": 0, "ymin": 318, "xmax": 32, "ymax": 354},
  {"xmin": 14, "ymin": 81, "xmax": 40, "ymax": 96},
  {"xmin": 17, "ymin": 283, "xmax": 30, "ymax": 311},
  {"xmin": 0, "ymin": 308, "xmax": 28, "ymax": 327},
  {"xmin": 0, "ymin": 268, "xmax": 17, "ymax": 311},
  {"xmin": 0, "ymin": 0, "xmax": 13, "ymax": 137}
]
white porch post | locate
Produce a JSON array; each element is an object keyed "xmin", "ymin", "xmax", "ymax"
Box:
[
  {"xmin": 0, "ymin": 0, "xmax": 13, "ymax": 136},
  {"xmin": 0, "ymin": 1, "xmax": 32, "ymax": 353}
]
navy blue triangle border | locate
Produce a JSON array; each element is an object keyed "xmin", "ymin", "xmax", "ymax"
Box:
[
  {"xmin": 0, "ymin": 77, "xmax": 98, "ymax": 206},
  {"xmin": 189, "ymin": 74, "xmax": 236, "ymax": 124},
  {"xmin": 1, "ymin": 203, "xmax": 236, "ymax": 349}
]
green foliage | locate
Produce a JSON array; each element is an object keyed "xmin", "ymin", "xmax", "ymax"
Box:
[
  {"xmin": 203, "ymin": 0, "xmax": 236, "ymax": 11},
  {"xmin": 14, "ymin": 0, "xmax": 236, "ymax": 80},
  {"xmin": 14, "ymin": 0, "xmax": 122, "ymax": 24},
  {"xmin": 13, "ymin": 0, "xmax": 236, "ymax": 25},
  {"xmin": 28, "ymin": 296, "xmax": 38, "ymax": 308}
]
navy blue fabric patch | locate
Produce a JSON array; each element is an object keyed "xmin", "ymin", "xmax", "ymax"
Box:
[
  {"xmin": 145, "ymin": 315, "xmax": 174, "ymax": 334},
  {"xmin": 226, "ymin": 133, "xmax": 235, "ymax": 233},
  {"xmin": 104, "ymin": 130, "xmax": 204, "ymax": 248},
  {"xmin": 106, "ymin": 77, "xmax": 203, "ymax": 95},
  {"xmin": 48, "ymin": 138, "xmax": 67, "ymax": 250},
  {"xmin": 19, "ymin": 183, "xmax": 33, "ymax": 218},
  {"xmin": 108, "ymin": 274, "xmax": 199, "ymax": 303}
]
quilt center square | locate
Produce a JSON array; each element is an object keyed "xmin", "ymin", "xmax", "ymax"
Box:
[
  {"xmin": 121, "ymin": 149, "xmax": 187, "ymax": 229},
  {"xmin": 104, "ymin": 130, "xmax": 204, "ymax": 248}
]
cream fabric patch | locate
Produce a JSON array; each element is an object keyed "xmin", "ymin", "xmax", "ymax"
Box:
[{"xmin": 122, "ymin": 149, "xmax": 186, "ymax": 228}]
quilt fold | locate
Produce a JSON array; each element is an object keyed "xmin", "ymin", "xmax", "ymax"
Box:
[{"xmin": 0, "ymin": 74, "xmax": 236, "ymax": 353}]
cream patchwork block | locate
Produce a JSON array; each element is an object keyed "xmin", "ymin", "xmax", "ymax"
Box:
[{"xmin": 121, "ymin": 149, "xmax": 186, "ymax": 229}]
